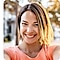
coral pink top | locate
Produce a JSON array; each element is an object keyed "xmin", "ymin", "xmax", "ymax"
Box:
[{"xmin": 4, "ymin": 45, "xmax": 56, "ymax": 60}]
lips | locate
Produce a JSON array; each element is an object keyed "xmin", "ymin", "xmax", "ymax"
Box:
[{"xmin": 25, "ymin": 34, "xmax": 37, "ymax": 39}]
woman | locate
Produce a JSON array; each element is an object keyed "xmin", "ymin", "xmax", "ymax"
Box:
[{"xmin": 4, "ymin": 2, "xmax": 60, "ymax": 60}]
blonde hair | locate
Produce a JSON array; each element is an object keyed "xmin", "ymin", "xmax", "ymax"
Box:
[{"xmin": 35, "ymin": 2, "xmax": 54, "ymax": 45}]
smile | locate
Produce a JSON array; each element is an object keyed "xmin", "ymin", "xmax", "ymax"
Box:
[{"xmin": 25, "ymin": 34, "xmax": 37, "ymax": 39}]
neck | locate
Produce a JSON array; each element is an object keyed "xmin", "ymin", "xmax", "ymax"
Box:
[{"xmin": 20, "ymin": 41, "xmax": 42, "ymax": 53}]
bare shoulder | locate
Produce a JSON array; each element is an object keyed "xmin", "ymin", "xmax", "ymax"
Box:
[
  {"xmin": 4, "ymin": 51, "xmax": 10, "ymax": 60},
  {"xmin": 53, "ymin": 45, "xmax": 60, "ymax": 60}
]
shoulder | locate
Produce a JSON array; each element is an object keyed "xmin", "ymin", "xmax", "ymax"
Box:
[
  {"xmin": 4, "ymin": 46, "xmax": 20, "ymax": 60},
  {"xmin": 43, "ymin": 45, "xmax": 57, "ymax": 56},
  {"xmin": 42, "ymin": 45, "xmax": 57, "ymax": 60},
  {"xmin": 53, "ymin": 45, "xmax": 60, "ymax": 60},
  {"xmin": 4, "ymin": 46, "xmax": 18, "ymax": 55},
  {"xmin": 44, "ymin": 45, "xmax": 56, "ymax": 53}
]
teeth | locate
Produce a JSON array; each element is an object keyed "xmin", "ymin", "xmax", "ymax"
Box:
[{"xmin": 26, "ymin": 35, "xmax": 34, "ymax": 38}]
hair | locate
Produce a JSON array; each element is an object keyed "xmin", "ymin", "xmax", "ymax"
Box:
[{"xmin": 17, "ymin": 2, "xmax": 54, "ymax": 45}]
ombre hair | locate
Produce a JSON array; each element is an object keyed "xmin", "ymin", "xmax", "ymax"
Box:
[{"xmin": 17, "ymin": 2, "xmax": 54, "ymax": 45}]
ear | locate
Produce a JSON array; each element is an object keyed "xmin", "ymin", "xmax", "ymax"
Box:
[{"xmin": 53, "ymin": 46, "xmax": 60, "ymax": 60}]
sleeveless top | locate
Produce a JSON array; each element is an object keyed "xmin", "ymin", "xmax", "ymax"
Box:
[{"xmin": 4, "ymin": 45, "xmax": 56, "ymax": 60}]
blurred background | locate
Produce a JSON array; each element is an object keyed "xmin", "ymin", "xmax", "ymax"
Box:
[{"xmin": 3, "ymin": 0, "xmax": 60, "ymax": 48}]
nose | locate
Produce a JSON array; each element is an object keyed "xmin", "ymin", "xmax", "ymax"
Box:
[{"xmin": 26, "ymin": 26, "xmax": 33, "ymax": 33}]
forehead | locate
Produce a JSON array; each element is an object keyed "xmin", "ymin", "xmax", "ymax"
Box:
[
  {"xmin": 22, "ymin": 11, "xmax": 36, "ymax": 17},
  {"xmin": 21, "ymin": 11, "xmax": 37, "ymax": 22}
]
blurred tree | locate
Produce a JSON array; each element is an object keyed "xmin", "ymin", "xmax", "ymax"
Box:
[{"xmin": 47, "ymin": 0, "xmax": 60, "ymax": 26}]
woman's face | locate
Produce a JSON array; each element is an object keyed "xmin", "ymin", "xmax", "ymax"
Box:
[{"xmin": 20, "ymin": 11, "xmax": 40, "ymax": 44}]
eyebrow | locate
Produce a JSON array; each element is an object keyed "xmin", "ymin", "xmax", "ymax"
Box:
[
  {"xmin": 22, "ymin": 20, "xmax": 28, "ymax": 23},
  {"xmin": 22, "ymin": 20, "xmax": 38, "ymax": 23},
  {"xmin": 34, "ymin": 22, "xmax": 38, "ymax": 23}
]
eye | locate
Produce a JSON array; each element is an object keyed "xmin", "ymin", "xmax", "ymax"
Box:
[
  {"xmin": 35, "ymin": 23, "xmax": 38, "ymax": 26},
  {"xmin": 22, "ymin": 23, "xmax": 28, "ymax": 26},
  {"xmin": 33, "ymin": 23, "xmax": 38, "ymax": 27}
]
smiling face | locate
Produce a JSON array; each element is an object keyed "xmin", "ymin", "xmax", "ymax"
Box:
[{"xmin": 20, "ymin": 11, "xmax": 40, "ymax": 44}]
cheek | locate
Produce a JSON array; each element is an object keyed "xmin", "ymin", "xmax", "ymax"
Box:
[
  {"xmin": 35, "ymin": 28, "xmax": 39, "ymax": 34},
  {"xmin": 20, "ymin": 26, "xmax": 26, "ymax": 35}
]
